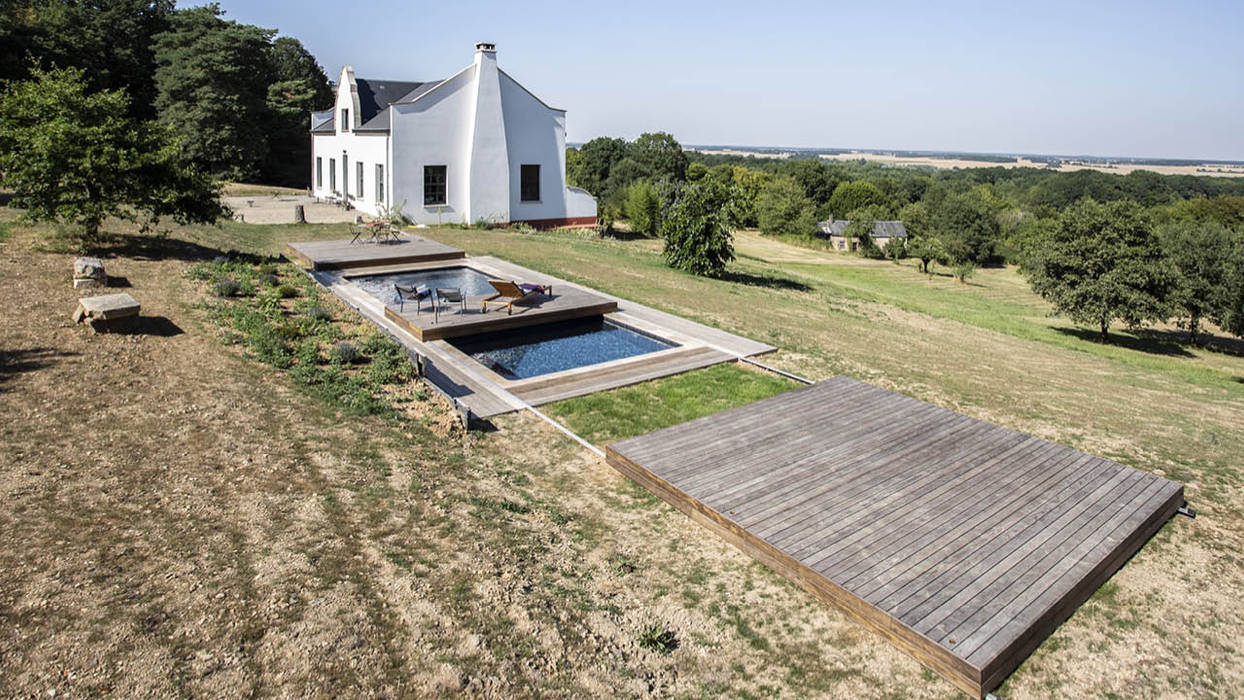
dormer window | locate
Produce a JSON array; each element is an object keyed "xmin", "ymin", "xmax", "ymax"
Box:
[{"xmin": 340, "ymin": 108, "xmax": 349, "ymax": 132}]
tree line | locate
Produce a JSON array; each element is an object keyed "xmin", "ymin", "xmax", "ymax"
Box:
[
  {"xmin": 1, "ymin": 1, "xmax": 333, "ymax": 186},
  {"xmin": 0, "ymin": 1, "xmax": 337, "ymax": 241},
  {"xmin": 568, "ymin": 134, "xmax": 1244, "ymax": 343}
]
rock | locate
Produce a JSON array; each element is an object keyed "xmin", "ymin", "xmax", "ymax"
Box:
[
  {"xmin": 73, "ymin": 257, "xmax": 105, "ymax": 282},
  {"xmin": 73, "ymin": 277, "xmax": 103, "ymax": 290}
]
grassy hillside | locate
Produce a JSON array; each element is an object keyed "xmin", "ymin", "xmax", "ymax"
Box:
[{"xmin": 2, "ymin": 213, "xmax": 1240, "ymax": 698}]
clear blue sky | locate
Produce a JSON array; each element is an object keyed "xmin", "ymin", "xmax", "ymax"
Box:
[{"xmin": 209, "ymin": 0, "xmax": 1244, "ymax": 160}]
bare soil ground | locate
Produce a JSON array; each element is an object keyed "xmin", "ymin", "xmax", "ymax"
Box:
[{"xmin": 2, "ymin": 217, "xmax": 1241, "ymax": 698}]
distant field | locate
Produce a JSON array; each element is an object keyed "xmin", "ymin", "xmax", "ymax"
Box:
[{"xmin": 822, "ymin": 152, "xmax": 1244, "ymax": 177}]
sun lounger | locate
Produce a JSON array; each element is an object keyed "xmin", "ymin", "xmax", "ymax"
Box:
[{"xmin": 481, "ymin": 279, "xmax": 552, "ymax": 315}]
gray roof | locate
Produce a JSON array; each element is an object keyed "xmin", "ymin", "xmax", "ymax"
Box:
[
  {"xmin": 817, "ymin": 220, "xmax": 908, "ymax": 239},
  {"xmin": 310, "ymin": 77, "xmax": 447, "ymax": 133},
  {"xmin": 355, "ymin": 79, "xmax": 425, "ymax": 122}
]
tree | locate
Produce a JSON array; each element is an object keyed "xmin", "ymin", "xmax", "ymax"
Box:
[
  {"xmin": 1025, "ymin": 199, "xmax": 1175, "ymax": 341},
  {"xmin": 153, "ymin": 4, "xmax": 275, "ymax": 181},
  {"xmin": 931, "ymin": 189, "xmax": 1002, "ymax": 264},
  {"xmin": 0, "ymin": 66, "xmax": 223, "ymax": 240},
  {"xmin": 686, "ymin": 162, "xmax": 708, "ymax": 181},
  {"xmin": 907, "ymin": 236, "xmax": 948, "ymax": 274},
  {"xmin": 568, "ymin": 136, "xmax": 627, "ymax": 197},
  {"xmin": 1221, "ymin": 240, "xmax": 1244, "ymax": 338},
  {"xmin": 728, "ymin": 166, "xmax": 770, "ymax": 228},
  {"xmin": 661, "ymin": 180, "xmax": 736, "ymax": 277},
  {"xmin": 0, "ymin": 0, "xmax": 175, "ymax": 119},
  {"xmin": 261, "ymin": 36, "xmax": 333, "ymax": 186},
  {"xmin": 778, "ymin": 158, "xmax": 837, "ymax": 205},
  {"xmin": 1160, "ymin": 220, "xmax": 1235, "ymax": 342},
  {"xmin": 843, "ymin": 208, "xmax": 880, "ymax": 254},
  {"xmin": 756, "ymin": 175, "xmax": 817, "ymax": 238},
  {"xmin": 629, "ymin": 132, "xmax": 688, "ymax": 181},
  {"xmin": 828, "ymin": 180, "xmax": 890, "ymax": 218},
  {"xmin": 898, "ymin": 201, "xmax": 931, "ymax": 240},
  {"xmin": 624, "ymin": 180, "xmax": 661, "ymax": 237},
  {"xmin": 603, "ymin": 157, "xmax": 650, "ymax": 204}
]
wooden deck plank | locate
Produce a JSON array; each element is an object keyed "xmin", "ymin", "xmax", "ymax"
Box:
[
  {"xmin": 513, "ymin": 347, "xmax": 732, "ymax": 406},
  {"xmin": 287, "ymin": 235, "xmax": 465, "ymax": 270},
  {"xmin": 842, "ymin": 444, "xmax": 1087, "ymax": 595},
  {"xmin": 471, "ymin": 255, "xmax": 776, "ymax": 357},
  {"xmin": 383, "ymin": 286, "xmax": 619, "ymax": 341},
  {"xmin": 697, "ymin": 386, "xmax": 959, "ymax": 505},
  {"xmin": 605, "ymin": 377, "xmax": 1183, "ymax": 698}
]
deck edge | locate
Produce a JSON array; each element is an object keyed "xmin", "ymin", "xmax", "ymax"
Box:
[{"xmin": 604, "ymin": 445, "xmax": 986, "ymax": 698}]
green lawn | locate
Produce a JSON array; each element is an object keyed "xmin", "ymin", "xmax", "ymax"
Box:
[{"xmin": 543, "ymin": 363, "xmax": 797, "ymax": 445}]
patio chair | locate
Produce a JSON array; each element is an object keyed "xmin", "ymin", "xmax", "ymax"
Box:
[
  {"xmin": 394, "ymin": 283, "xmax": 430, "ymax": 313},
  {"xmin": 481, "ymin": 279, "xmax": 553, "ymax": 315},
  {"xmin": 434, "ymin": 287, "xmax": 466, "ymax": 322}
]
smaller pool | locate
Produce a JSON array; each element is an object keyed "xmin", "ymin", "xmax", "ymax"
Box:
[
  {"xmin": 351, "ymin": 266, "xmax": 496, "ymax": 305},
  {"xmin": 449, "ymin": 317, "xmax": 677, "ymax": 380}
]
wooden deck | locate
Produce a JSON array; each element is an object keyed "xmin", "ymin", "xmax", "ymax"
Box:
[
  {"xmin": 287, "ymin": 235, "xmax": 465, "ymax": 270},
  {"xmin": 382, "ymin": 287, "xmax": 618, "ymax": 341},
  {"xmin": 605, "ymin": 377, "xmax": 1184, "ymax": 698}
]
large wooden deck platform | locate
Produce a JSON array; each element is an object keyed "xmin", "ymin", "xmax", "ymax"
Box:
[
  {"xmin": 382, "ymin": 287, "xmax": 618, "ymax": 341},
  {"xmin": 287, "ymin": 235, "xmax": 465, "ymax": 270},
  {"xmin": 605, "ymin": 377, "xmax": 1183, "ymax": 697}
]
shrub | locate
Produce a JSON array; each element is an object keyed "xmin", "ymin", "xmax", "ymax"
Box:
[
  {"xmin": 257, "ymin": 273, "xmax": 279, "ymax": 287},
  {"xmin": 638, "ymin": 624, "xmax": 678, "ymax": 654},
  {"xmin": 330, "ymin": 340, "xmax": 362, "ymax": 364},
  {"xmin": 275, "ymin": 283, "xmax": 298, "ymax": 299},
  {"xmin": 212, "ymin": 279, "xmax": 241, "ymax": 297},
  {"xmin": 304, "ymin": 305, "xmax": 332, "ymax": 322},
  {"xmin": 661, "ymin": 180, "xmax": 736, "ymax": 277}
]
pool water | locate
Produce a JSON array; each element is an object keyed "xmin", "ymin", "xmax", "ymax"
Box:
[
  {"xmin": 449, "ymin": 317, "xmax": 677, "ymax": 380},
  {"xmin": 352, "ymin": 266, "xmax": 496, "ymax": 304}
]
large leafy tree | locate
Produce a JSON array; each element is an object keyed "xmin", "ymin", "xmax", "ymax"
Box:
[
  {"xmin": 567, "ymin": 136, "xmax": 627, "ymax": 198},
  {"xmin": 0, "ymin": 66, "xmax": 223, "ymax": 240},
  {"xmin": 0, "ymin": 0, "xmax": 174, "ymax": 119},
  {"xmin": 931, "ymin": 188, "xmax": 1002, "ymax": 264},
  {"xmin": 1160, "ymin": 220, "xmax": 1236, "ymax": 342},
  {"xmin": 757, "ymin": 175, "xmax": 817, "ymax": 238},
  {"xmin": 1026, "ymin": 199, "xmax": 1175, "ymax": 341},
  {"xmin": 629, "ymin": 132, "xmax": 688, "ymax": 182},
  {"xmin": 261, "ymin": 36, "xmax": 334, "ymax": 186},
  {"xmin": 153, "ymin": 4, "xmax": 275, "ymax": 181},
  {"xmin": 1221, "ymin": 240, "xmax": 1244, "ymax": 338},
  {"xmin": 827, "ymin": 180, "xmax": 890, "ymax": 218},
  {"xmin": 661, "ymin": 179, "xmax": 736, "ymax": 277},
  {"xmin": 778, "ymin": 158, "xmax": 838, "ymax": 205}
]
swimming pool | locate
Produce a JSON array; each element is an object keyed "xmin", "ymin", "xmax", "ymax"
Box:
[
  {"xmin": 449, "ymin": 316, "xmax": 677, "ymax": 380},
  {"xmin": 351, "ymin": 266, "xmax": 496, "ymax": 304}
]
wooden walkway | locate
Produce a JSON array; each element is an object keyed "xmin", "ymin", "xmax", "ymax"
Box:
[
  {"xmin": 287, "ymin": 235, "xmax": 465, "ymax": 270},
  {"xmin": 383, "ymin": 286, "xmax": 618, "ymax": 341},
  {"xmin": 605, "ymin": 377, "xmax": 1184, "ymax": 697}
]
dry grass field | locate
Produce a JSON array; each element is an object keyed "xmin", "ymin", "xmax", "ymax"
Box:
[{"xmin": 2, "ymin": 213, "xmax": 1241, "ymax": 698}]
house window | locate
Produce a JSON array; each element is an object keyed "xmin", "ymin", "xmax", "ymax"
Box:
[
  {"xmin": 356, "ymin": 161, "xmax": 364, "ymax": 199},
  {"xmin": 329, "ymin": 158, "xmax": 336, "ymax": 192},
  {"xmin": 342, "ymin": 152, "xmax": 348, "ymax": 196},
  {"xmin": 340, "ymin": 108, "xmax": 349, "ymax": 132},
  {"xmin": 315, "ymin": 157, "xmax": 322, "ymax": 188},
  {"xmin": 424, "ymin": 165, "xmax": 447, "ymax": 206},
  {"xmin": 520, "ymin": 164, "xmax": 540, "ymax": 202},
  {"xmin": 376, "ymin": 164, "xmax": 384, "ymax": 203}
]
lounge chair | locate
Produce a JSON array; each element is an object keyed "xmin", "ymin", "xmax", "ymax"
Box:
[
  {"xmin": 481, "ymin": 279, "xmax": 552, "ymax": 315},
  {"xmin": 394, "ymin": 283, "xmax": 430, "ymax": 313}
]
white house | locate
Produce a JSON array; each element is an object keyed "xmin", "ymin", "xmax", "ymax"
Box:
[{"xmin": 309, "ymin": 43, "xmax": 596, "ymax": 229}]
